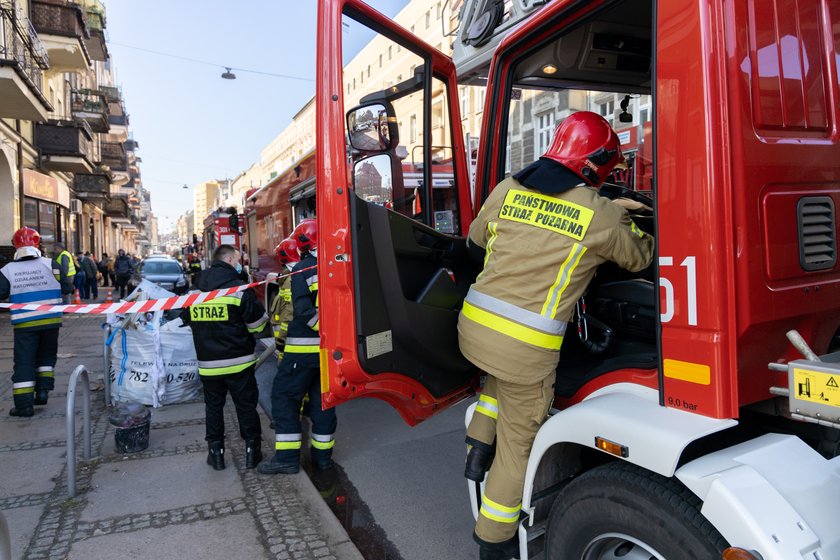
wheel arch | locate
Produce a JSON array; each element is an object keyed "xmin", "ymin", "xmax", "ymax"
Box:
[{"xmin": 521, "ymin": 384, "xmax": 737, "ymax": 518}]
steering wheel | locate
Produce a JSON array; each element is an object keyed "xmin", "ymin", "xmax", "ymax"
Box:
[{"xmin": 599, "ymin": 182, "xmax": 654, "ymax": 209}]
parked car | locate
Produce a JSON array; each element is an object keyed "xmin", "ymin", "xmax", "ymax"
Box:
[{"xmin": 128, "ymin": 256, "xmax": 189, "ymax": 295}]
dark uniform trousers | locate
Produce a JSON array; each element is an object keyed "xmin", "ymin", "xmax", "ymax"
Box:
[
  {"xmin": 270, "ymin": 354, "xmax": 336, "ymax": 467},
  {"xmin": 13, "ymin": 328, "xmax": 59, "ymax": 408},
  {"xmin": 200, "ymin": 365, "xmax": 262, "ymax": 443}
]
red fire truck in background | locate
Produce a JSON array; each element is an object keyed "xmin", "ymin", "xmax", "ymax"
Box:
[
  {"xmin": 201, "ymin": 207, "xmax": 245, "ymax": 268},
  {"xmin": 245, "ymin": 149, "xmax": 318, "ymax": 306},
  {"xmin": 312, "ymin": 0, "xmax": 840, "ymax": 559}
]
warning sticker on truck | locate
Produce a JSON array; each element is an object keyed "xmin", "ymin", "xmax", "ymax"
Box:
[{"xmin": 793, "ymin": 368, "xmax": 840, "ymax": 408}]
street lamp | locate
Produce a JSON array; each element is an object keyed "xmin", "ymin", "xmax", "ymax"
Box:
[{"xmin": 221, "ymin": 67, "xmax": 236, "ymax": 80}]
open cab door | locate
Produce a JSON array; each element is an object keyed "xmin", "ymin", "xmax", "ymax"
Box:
[{"xmin": 316, "ymin": 0, "xmax": 478, "ymax": 425}]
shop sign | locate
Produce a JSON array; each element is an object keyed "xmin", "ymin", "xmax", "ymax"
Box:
[{"xmin": 23, "ymin": 169, "xmax": 58, "ymax": 203}]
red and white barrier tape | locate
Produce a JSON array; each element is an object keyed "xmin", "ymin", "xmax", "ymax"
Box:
[{"xmin": 0, "ymin": 266, "xmax": 315, "ymax": 315}]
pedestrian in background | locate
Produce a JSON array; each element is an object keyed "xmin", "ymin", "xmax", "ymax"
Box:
[
  {"xmin": 81, "ymin": 252, "xmax": 98, "ymax": 300},
  {"xmin": 72, "ymin": 252, "xmax": 86, "ymax": 300},
  {"xmin": 183, "ymin": 244, "xmax": 269, "ymax": 471},
  {"xmin": 1, "ymin": 228, "xmax": 63, "ymax": 417},
  {"xmin": 259, "ymin": 220, "xmax": 336, "ymax": 475},
  {"xmin": 98, "ymin": 253, "xmax": 112, "ymax": 287},
  {"xmin": 53, "ymin": 241, "xmax": 75, "ymax": 304},
  {"xmin": 113, "ymin": 249, "xmax": 133, "ymax": 299}
]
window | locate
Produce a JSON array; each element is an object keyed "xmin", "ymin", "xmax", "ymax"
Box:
[
  {"xmin": 426, "ymin": 11, "xmax": 431, "ymax": 28},
  {"xmin": 459, "ymin": 86, "xmax": 469, "ymax": 118},
  {"xmin": 597, "ymin": 99, "xmax": 615, "ymax": 125},
  {"xmin": 379, "ymin": 54, "xmax": 383, "ymax": 68},
  {"xmin": 410, "ymin": 24, "xmax": 415, "ymax": 34},
  {"xmin": 409, "ymin": 64, "xmax": 415, "ymax": 77},
  {"xmin": 367, "ymin": 65, "xmax": 370, "ymax": 78},
  {"xmin": 535, "ymin": 113, "xmax": 555, "ymax": 155},
  {"xmin": 410, "ymin": 115, "xmax": 418, "ymax": 143},
  {"xmin": 432, "ymin": 98, "xmax": 444, "ymax": 129},
  {"xmin": 397, "ymin": 74, "xmax": 402, "ymax": 82},
  {"xmin": 388, "ymin": 45, "xmax": 393, "ymax": 60},
  {"xmin": 437, "ymin": 2, "xmax": 442, "ymax": 19},
  {"xmin": 353, "ymin": 78, "xmax": 356, "ymax": 89},
  {"xmin": 505, "ymin": 136, "xmax": 512, "ymax": 174},
  {"xmin": 476, "ymin": 88, "xmax": 487, "ymax": 113}
]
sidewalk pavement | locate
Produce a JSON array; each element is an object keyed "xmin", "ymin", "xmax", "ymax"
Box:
[{"xmin": 0, "ymin": 297, "xmax": 364, "ymax": 560}]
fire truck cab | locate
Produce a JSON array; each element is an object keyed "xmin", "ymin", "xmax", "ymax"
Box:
[{"xmin": 315, "ymin": 0, "xmax": 840, "ymax": 558}]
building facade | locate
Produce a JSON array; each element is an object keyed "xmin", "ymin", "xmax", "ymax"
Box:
[{"xmin": 0, "ymin": 0, "xmax": 150, "ymax": 263}]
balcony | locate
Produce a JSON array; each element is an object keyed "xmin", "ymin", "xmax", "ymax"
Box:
[
  {"xmin": 71, "ymin": 88, "xmax": 109, "ymax": 132},
  {"xmin": 100, "ymin": 85, "xmax": 120, "ymax": 103},
  {"xmin": 73, "ymin": 171, "xmax": 110, "ymax": 201},
  {"xmin": 30, "ymin": 1, "xmax": 90, "ymax": 72},
  {"xmin": 35, "ymin": 120, "xmax": 95, "ymax": 173},
  {"xmin": 0, "ymin": 4, "xmax": 52, "ymax": 120},
  {"xmin": 83, "ymin": 0, "xmax": 107, "ymax": 61},
  {"xmin": 100, "ymin": 141, "xmax": 127, "ymax": 172},
  {"xmin": 104, "ymin": 194, "xmax": 129, "ymax": 218}
]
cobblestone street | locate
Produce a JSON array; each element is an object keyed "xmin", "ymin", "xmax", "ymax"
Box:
[{"xmin": 0, "ymin": 312, "xmax": 363, "ymax": 560}]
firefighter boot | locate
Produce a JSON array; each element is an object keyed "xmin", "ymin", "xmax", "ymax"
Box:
[
  {"xmin": 476, "ymin": 534, "xmax": 519, "ymax": 560},
  {"xmin": 34, "ymin": 389, "xmax": 49, "ymax": 406},
  {"xmin": 257, "ymin": 454, "xmax": 300, "ymax": 475},
  {"xmin": 464, "ymin": 443, "xmax": 495, "ymax": 482},
  {"xmin": 206, "ymin": 441, "xmax": 225, "ymax": 471},
  {"xmin": 9, "ymin": 406, "xmax": 35, "ymax": 417},
  {"xmin": 245, "ymin": 439, "xmax": 263, "ymax": 469}
]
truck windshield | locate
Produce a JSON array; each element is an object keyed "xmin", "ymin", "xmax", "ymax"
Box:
[{"xmin": 505, "ymin": 87, "xmax": 652, "ymax": 191}]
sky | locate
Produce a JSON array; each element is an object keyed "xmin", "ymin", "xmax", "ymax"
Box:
[{"xmin": 106, "ymin": 0, "xmax": 408, "ymax": 234}]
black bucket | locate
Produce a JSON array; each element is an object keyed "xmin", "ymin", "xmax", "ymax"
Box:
[{"xmin": 109, "ymin": 402, "xmax": 151, "ymax": 453}]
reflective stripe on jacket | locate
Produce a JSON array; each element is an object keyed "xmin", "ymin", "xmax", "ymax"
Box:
[
  {"xmin": 0, "ymin": 257, "xmax": 62, "ymax": 329},
  {"xmin": 285, "ymin": 254, "xmax": 319, "ymax": 358},
  {"xmin": 457, "ymin": 177, "xmax": 654, "ymax": 384}
]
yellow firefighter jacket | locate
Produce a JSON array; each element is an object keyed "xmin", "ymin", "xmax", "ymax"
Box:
[
  {"xmin": 458, "ymin": 177, "xmax": 654, "ymax": 385},
  {"xmin": 269, "ymin": 274, "xmax": 293, "ymax": 344}
]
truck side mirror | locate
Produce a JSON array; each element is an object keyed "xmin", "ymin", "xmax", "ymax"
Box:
[{"xmin": 347, "ymin": 103, "xmax": 394, "ymax": 152}]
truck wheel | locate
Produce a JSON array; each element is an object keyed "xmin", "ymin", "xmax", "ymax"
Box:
[{"xmin": 544, "ymin": 462, "xmax": 726, "ymax": 559}]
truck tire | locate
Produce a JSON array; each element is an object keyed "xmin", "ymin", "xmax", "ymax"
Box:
[{"xmin": 544, "ymin": 462, "xmax": 727, "ymax": 559}]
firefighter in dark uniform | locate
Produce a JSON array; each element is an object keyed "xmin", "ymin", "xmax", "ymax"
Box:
[
  {"xmin": 0, "ymin": 228, "xmax": 63, "ymax": 417},
  {"xmin": 183, "ymin": 244, "xmax": 269, "ymax": 470},
  {"xmin": 188, "ymin": 254, "xmax": 202, "ymax": 286},
  {"xmin": 459, "ymin": 112, "xmax": 655, "ymax": 559},
  {"xmin": 259, "ymin": 219, "xmax": 337, "ymax": 474}
]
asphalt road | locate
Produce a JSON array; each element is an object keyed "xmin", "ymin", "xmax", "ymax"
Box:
[{"xmin": 255, "ymin": 358, "xmax": 478, "ymax": 560}]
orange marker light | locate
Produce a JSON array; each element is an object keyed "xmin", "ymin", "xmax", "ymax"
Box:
[
  {"xmin": 594, "ymin": 437, "xmax": 629, "ymax": 458},
  {"xmin": 722, "ymin": 548, "xmax": 763, "ymax": 560}
]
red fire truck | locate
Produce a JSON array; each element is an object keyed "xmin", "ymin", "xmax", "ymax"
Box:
[
  {"xmin": 201, "ymin": 207, "xmax": 245, "ymax": 268},
  {"xmin": 245, "ymin": 149, "xmax": 318, "ymax": 306},
  {"xmin": 313, "ymin": 0, "xmax": 840, "ymax": 558}
]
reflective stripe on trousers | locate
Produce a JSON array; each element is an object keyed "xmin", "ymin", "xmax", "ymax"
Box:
[
  {"xmin": 275, "ymin": 433, "xmax": 302, "ymax": 450},
  {"xmin": 310, "ymin": 433, "xmax": 335, "ymax": 450}
]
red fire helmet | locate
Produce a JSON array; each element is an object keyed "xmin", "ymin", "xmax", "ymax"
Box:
[
  {"xmin": 12, "ymin": 227, "xmax": 40, "ymax": 249},
  {"xmin": 292, "ymin": 219, "xmax": 317, "ymax": 253},
  {"xmin": 540, "ymin": 111, "xmax": 625, "ymax": 188},
  {"xmin": 274, "ymin": 237, "xmax": 300, "ymax": 265}
]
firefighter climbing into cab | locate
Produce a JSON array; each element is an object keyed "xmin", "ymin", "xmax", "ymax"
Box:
[{"xmin": 459, "ymin": 112, "xmax": 655, "ymax": 560}]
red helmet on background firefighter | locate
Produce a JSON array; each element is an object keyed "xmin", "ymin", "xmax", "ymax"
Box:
[
  {"xmin": 292, "ymin": 219, "xmax": 317, "ymax": 253},
  {"xmin": 274, "ymin": 238, "xmax": 300, "ymax": 266}
]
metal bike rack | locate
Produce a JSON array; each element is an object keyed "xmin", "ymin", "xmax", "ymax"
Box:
[
  {"xmin": 0, "ymin": 511, "xmax": 11, "ymax": 560},
  {"xmin": 102, "ymin": 323, "xmax": 112, "ymax": 407},
  {"xmin": 66, "ymin": 365, "xmax": 92, "ymax": 498}
]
